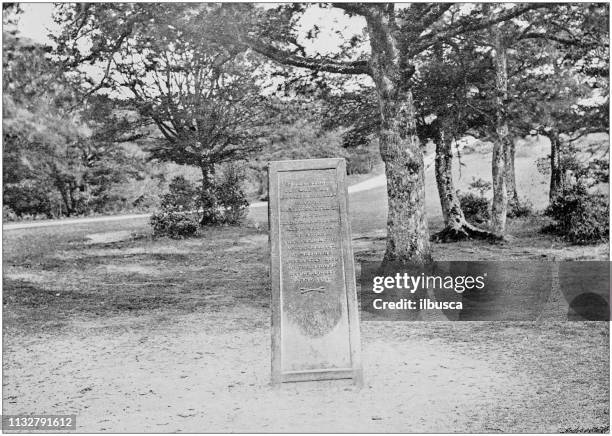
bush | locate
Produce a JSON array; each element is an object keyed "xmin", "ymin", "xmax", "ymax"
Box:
[
  {"xmin": 459, "ymin": 192, "xmax": 490, "ymax": 224},
  {"xmin": 3, "ymin": 205, "xmax": 18, "ymax": 222},
  {"xmin": 160, "ymin": 176, "xmax": 198, "ymax": 212},
  {"xmin": 214, "ymin": 163, "xmax": 249, "ymax": 225},
  {"xmin": 507, "ymin": 196, "xmax": 534, "ymax": 218},
  {"xmin": 3, "ymin": 180, "xmax": 53, "ymax": 218},
  {"xmin": 346, "ymin": 149, "xmax": 376, "ymax": 175},
  {"xmin": 150, "ymin": 211, "xmax": 198, "ymax": 239},
  {"xmin": 468, "ymin": 177, "xmax": 492, "ymax": 197},
  {"xmin": 155, "ymin": 164, "xmax": 249, "ymax": 228},
  {"xmin": 544, "ymin": 183, "xmax": 609, "ymax": 244}
]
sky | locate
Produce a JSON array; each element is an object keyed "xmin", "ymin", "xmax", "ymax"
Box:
[{"xmin": 16, "ymin": 3, "xmax": 59, "ymax": 44}]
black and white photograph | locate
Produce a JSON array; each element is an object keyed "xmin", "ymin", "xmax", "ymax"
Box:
[{"xmin": 2, "ymin": 2, "xmax": 610, "ymax": 433}]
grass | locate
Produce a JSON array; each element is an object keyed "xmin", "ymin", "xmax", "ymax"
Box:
[
  {"xmin": 4, "ymin": 212, "xmax": 608, "ymax": 337},
  {"xmin": 3, "ymin": 221, "xmax": 270, "ymax": 334},
  {"xmin": 5, "ymin": 185, "xmax": 608, "ymax": 335}
]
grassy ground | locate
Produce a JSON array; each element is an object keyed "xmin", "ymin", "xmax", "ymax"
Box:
[{"xmin": 3, "ymin": 223, "xmax": 268, "ymax": 334}]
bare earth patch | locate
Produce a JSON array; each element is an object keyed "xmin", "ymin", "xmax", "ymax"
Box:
[
  {"xmin": 85, "ymin": 231, "xmax": 135, "ymax": 245},
  {"xmin": 3, "ymin": 310, "xmax": 607, "ymax": 432}
]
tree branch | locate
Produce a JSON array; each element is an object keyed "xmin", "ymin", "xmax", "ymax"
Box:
[
  {"xmin": 332, "ymin": 3, "xmax": 372, "ymax": 18},
  {"xmin": 66, "ymin": 26, "xmax": 132, "ymax": 68},
  {"xmin": 518, "ymin": 32, "xmax": 598, "ymax": 47},
  {"xmin": 245, "ymin": 36, "xmax": 370, "ymax": 75},
  {"xmin": 412, "ymin": 4, "xmax": 551, "ymax": 55},
  {"xmin": 419, "ymin": 4, "xmax": 453, "ymax": 30}
]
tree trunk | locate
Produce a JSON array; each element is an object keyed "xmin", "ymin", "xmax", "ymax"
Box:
[
  {"xmin": 432, "ymin": 125, "xmax": 502, "ymax": 242},
  {"xmin": 435, "ymin": 128, "xmax": 456, "ymax": 225},
  {"xmin": 491, "ymin": 27, "xmax": 509, "ymax": 235},
  {"xmin": 366, "ymin": 11, "xmax": 431, "ymax": 263},
  {"xmin": 68, "ymin": 183, "xmax": 79, "ymax": 215},
  {"xmin": 199, "ymin": 163, "xmax": 217, "ymax": 225},
  {"xmin": 58, "ymin": 185, "xmax": 72, "ymax": 216},
  {"xmin": 505, "ymin": 139, "xmax": 518, "ymax": 203},
  {"xmin": 257, "ymin": 166, "xmax": 268, "ymax": 200},
  {"xmin": 52, "ymin": 170, "xmax": 73, "ymax": 217},
  {"xmin": 547, "ymin": 129, "xmax": 564, "ymax": 203}
]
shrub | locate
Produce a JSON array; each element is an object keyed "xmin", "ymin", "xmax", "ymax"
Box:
[
  {"xmin": 150, "ymin": 211, "xmax": 198, "ymax": 239},
  {"xmin": 459, "ymin": 192, "xmax": 490, "ymax": 224},
  {"xmin": 3, "ymin": 205, "xmax": 18, "ymax": 222},
  {"xmin": 468, "ymin": 177, "xmax": 492, "ymax": 197},
  {"xmin": 346, "ymin": 149, "xmax": 376, "ymax": 175},
  {"xmin": 544, "ymin": 183, "xmax": 609, "ymax": 244},
  {"xmin": 155, "ymin": 164, "xmax": 249, "ymax": 228},
  {"xmin": 160, "ymin": 176, "xmax": 198, "ymax": 212},
  {"xmin": 507, "ymin": 196, "xmax": 534, "ymax": 218},
  {"xmin": 3, "ymin": 180, "xmax": 53, "ymax": 218},
  {"xmin": 215, "ymin": 163, "xmax": 249, "ymax": 225}
]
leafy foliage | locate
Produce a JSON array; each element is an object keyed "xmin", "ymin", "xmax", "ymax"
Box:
[
  {"xmin": 564, "ymin": 142, "xmax": 610, "ymax": 187},
  {"xmin": 3, "ymin": 181, "xmax": 54, "ymax": 218},
  {"xmin": 412, "ymin": 40, "xmax": 495, "ymax": 144},
  {"xmin": 156, "ymin": 166, "xmax": 248, "ymax": 226},
  {"xmin": 214, "ymin": 163, "xmax": 249, "ymax": 225},
  {"xmin": 458, "ymin": 178, "xmax": 492, "ymax": 224},
  {"xmin": 507, "ymin": 197, "xmax": 534, "ymax": 218},
  {"xmin": 469, "ymin": 178, "xmax": 493, "ymax": 197},
  {"xmin": 160, "ymin": 176, "xmax": 198, "ymax": 213},
  {"xmin": 248, "ymin": 107, "xmax": 349, "ymax": 199},
  {"xmin": 544, "ymin": 183, "xmax": 609, "ymax": 244},
  {"xmin": 3, "ymin": 205, "xmax": 19, "ymax": 222},
  {"xmin": 53, "ymin": 4, "xmax": 269, "ymax": 220},
  {"xmin": 346, "ymin": 147, "xmax": 378, "ymax": 175},
  {"xmin": 459, "ymin": 193, "xmax": 490, "ymax": 224},
  {"xmin": 509, "ymin": 5, "xmax": 609, "ymax": 198},
  {"xmin": 3, "ymin": 8, "xmax": 147, "ymax": 218},
  {"xmin": 150, "ymin": 211, "xmax": 198, "ymax": 239}
]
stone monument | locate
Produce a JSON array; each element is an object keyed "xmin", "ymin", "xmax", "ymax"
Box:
[{"xmin": 268, "ymin": 158, "xmax": 362, "ymax": 384}]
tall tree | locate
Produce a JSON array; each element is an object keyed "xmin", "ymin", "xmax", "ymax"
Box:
[
  {"xmin": 237, "ymin": 3, "xmax": 546, "ymax": 261},
  {"xmin": 509, "ymin": 4, "xmax": 609, "ymax": 202},
  {"xmin": 481, "ymin": 4, "xmax": 609, "ymax": 225},
  {"xmin": 412, "ymin": 41, "xmax": 497, "ymax": 241},
  {"xmin": 489, "ymin": 22, "xmax": 510, "ymax": 234},
  {"xmin": 53, "ymin": 4, "xmax": 268, "ymax": 224},
  {"xmin": 3, "ymin": 8, "xmax": 139, "ymax": 217}
]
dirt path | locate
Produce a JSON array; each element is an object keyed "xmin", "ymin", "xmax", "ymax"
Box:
[
  {"xmin": 3, "ymin": 307, "xmax": 608, "ymax": 433},
  {"xmin": 0, "ymin": 310, "xmax": 511, "ymax": 432}
]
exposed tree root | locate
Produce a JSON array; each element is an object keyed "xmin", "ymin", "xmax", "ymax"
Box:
[{"xmin": 431, "ymin": 219, "xmax": 504, "ymax": 243}]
